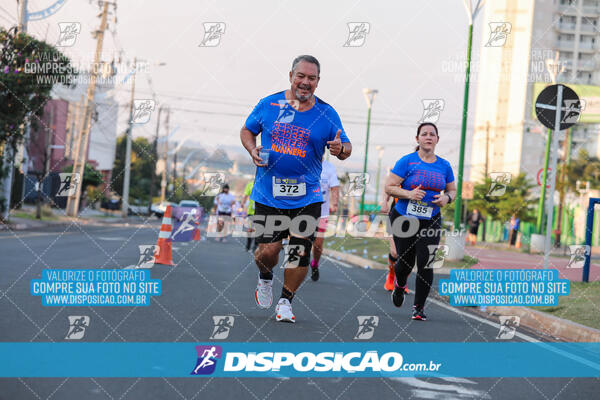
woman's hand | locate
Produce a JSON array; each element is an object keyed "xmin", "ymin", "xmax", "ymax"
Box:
[
  {"xmin": 408, "ymin": 185, "xmax": 426, "ymax": 201},
  {"xmin": 431, "ymin": 193, "xmax": 449, "ymax": 207}
]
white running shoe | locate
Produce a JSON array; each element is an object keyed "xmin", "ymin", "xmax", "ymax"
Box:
[
  {"xmin": 255, "ymin": 278, "xmax": 273, "ymax": 309},
  {"xmin": 275, "ymin": 298, "xmax": 295, "ymax": 323}
]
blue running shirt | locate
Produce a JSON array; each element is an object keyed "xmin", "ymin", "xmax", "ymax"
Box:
[
  {"xmin": 391, "ymin": 152, "xmax": 455, "ymax": 219},
  {"xmin": 245, "ymin": 91, "xmax": 350, "ymax": 209}
]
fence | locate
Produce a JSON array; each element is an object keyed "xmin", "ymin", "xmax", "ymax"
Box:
[{"xmin": 478, "ymin": 205, "xmax": 600, "ymax": 247}]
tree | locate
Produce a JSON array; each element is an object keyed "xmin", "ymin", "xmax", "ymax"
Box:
[
  {"xmin": 0, "ymin": 27, "xmax": 75, "ymax": 218},
  {"xmin": 467, "ymin": 172, "xmax": 537, "ymax": 224},
  {"xmin": 565, "ymin": 149, "xmax": 600, "ymax": 193},
  {"xmin": 112, "ymin": 135, "xmax": 158, "ymax": 202}
]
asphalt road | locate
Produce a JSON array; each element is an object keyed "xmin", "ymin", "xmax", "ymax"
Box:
[{"xmin": 0, "ymin": 222, "xmax": 598, "ymax": 399}]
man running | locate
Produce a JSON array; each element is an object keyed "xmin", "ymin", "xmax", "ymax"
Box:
[
  {"xmin": 240, "ymin": 55, "xmax": 352, "ymax": 323},
  {"xmin": 310, "ymin": 157, "xmax": 339, "ymax": 281}
]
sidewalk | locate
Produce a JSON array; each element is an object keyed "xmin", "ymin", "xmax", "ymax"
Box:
[
  {"xmin": 464, "ymin": 244, "xmax": 600, "ymax": 282},
  {"xmin": 1, "ymin": 207, "xmax": 153, "ymax": 231}
]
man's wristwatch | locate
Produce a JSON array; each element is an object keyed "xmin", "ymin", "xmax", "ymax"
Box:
[{"xmin": 446, "ymin": 193, "xmax": 453, "ymax": 203}]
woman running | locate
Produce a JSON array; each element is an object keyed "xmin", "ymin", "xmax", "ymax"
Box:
[{"xmin": 384, "ymin": 122, "xmax": 456, "ymax": 320}]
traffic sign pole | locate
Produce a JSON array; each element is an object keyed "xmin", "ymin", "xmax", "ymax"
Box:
[
  {"xmin": 536, "ymin": 128, "xmax": 552, "ymax": 233},
  {"xmin": 543, "ymin": 85, "xmax": 562, "ymax": 269},
  {"xmin": 534, "ymin": 84, "xmax": 581, "ymax": 269}
]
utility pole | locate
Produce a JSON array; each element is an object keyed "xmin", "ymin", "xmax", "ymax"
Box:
[
  {"xmin": 17, "ymin": 0, "xmax": 28, "ymax": 33},
  {"xmin": 66, "ymin": 1, "xmax": 111, "ymax": 217},
  {"xmin": 148, "ymin": 105, "xmax": 163, "ymax": 213},
  {"xmin": 121, "ymin": 57, "xmax": 137, "ymax": 218},
  {"xmin": 2, "ymin": 0, "xmax": 28, "ymax": 220},
  {"xmin": 160, "ymin": 108, "xmax": 170, "ymax": 203}
]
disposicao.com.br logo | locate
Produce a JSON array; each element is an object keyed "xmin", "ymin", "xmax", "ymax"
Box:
[{"xmin": 191, "ymin": 346, "xmax": 441, "ymax": 376}]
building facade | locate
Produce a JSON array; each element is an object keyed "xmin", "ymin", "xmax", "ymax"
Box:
[{"xmin": 470, "ymin": 0, "xmax": 600, "ymax": 184}]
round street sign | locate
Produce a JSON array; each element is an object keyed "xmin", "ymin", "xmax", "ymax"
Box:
[{"xmin": 535, "ymin": 84, "xmax": 581, "ymax": 130}]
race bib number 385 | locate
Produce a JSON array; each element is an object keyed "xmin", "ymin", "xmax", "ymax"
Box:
[
  {"xmin": 406, "ymin": 200, "xmax": 433, "ymax": 219},
  {"xmin": 273, "ymin": 177, "xmax": 306, "ymax": 198}
]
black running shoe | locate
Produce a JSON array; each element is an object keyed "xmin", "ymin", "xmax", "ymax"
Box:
[
  {"xmin": 412, "ymin": 306, "xmax": 427, "ymax": 321},
  {"xmin": 311, "ymin": 267, "xmax": 320, "ymax": 281},
  {"xmin": 391, "ymin": 286, "xmax": 406, "ymax": 307}
]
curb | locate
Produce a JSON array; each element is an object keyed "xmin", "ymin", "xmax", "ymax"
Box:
[
  {"xmin": 324, "ymin": 248, "xmax": 600, "ymax": 342},
  {"xmin": 323, "ymin": 248, "xmax": 452, "ymax": 275},
  {"xmin": 486, "ymin": 306, "xmax": 600, "ymax": 342},
  {"xmin": 1, "ymin": 217, "xmax": 152, "ymax": 231}
]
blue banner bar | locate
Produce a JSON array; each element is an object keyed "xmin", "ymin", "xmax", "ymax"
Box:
[{"xmin": 1, "ymin": 342, "xmax": 600, "ymax": 377}]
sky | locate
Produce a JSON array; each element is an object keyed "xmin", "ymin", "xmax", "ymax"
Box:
[{"xmin": 0, "ymin": 0, "xmax": 486, "ymax": 181}]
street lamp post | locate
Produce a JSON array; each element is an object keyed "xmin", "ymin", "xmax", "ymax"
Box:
[
  {"xmin": 454, "ymin": 0, "xmax": 484, "ymax": 231},
  {"xmin": 375, "ymin": 145, "xmax": 384, "ymax": 207},
  {"xmin": 360, "ymin": 88, "xmax": 378, "ymax": 215}
]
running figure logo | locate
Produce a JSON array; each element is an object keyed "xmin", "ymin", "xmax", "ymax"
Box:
[
  {"xmin": 137, "ymin": 245, "xmax": 159, "ymax": 269},
  {"xmin": 56, "ymin": 22, "xmax": 81, "ymax": 47},
  {"xmin": 345, "ymin": 173, "xmax": 370, "ymax": 197},
  {"xmin": 418, "ymin": 99, "xmax": 445, "ymax": 124},
  {"xmin": 344, "ymin": 22, "xmax": 370, "ymax": 47},
  {"xmin": 566, "ymin": 245, "xmax": 590, "ymax": 269},
  {"xmin": 199, "ymin": 22, "xmax": 226, "ymax": 47},
  {"xmin": 487, "ymin": 172, "xmax": 511, "ymax": 197},
  {"xmin": 282, "ymin": 244, "xmax": 306, "ymax": 269},
  {"xmin": 191, "ymin": 345, "xmax": 222, "ymax": 375},
  {"xmin": 201, "ymin": 172, "xmax": 226, "ymax": 196},
  {"xmin": 354, "ymin": 316, "xmax": 379, "ymax": 340},
  {"xmin": 425, "ymin": 245, "xmax": 449, "ymax": 269},
  {"xmin": 496, "ymin": 316, "xmax": 520, "ymax": 340},
  {"xmin": 131, "ymin": 100, "xmax": 155, "ymax": 124},
  {"xmin": 485, "ymin": 22, "xmax": 512, "ymax": 47},
  {"xmin": 171, "ymin": 212, "xmax": 196, "ymax": 241},
  {"xmin": 561, "ymin": 99, "xmax": 582, "ymax": 125},
  {"xmin": 65, "ymin": 316, "xmax": 90, "ymax": 340},
  {"xmin": 209, "ymin": 316, "xmax": 235, "ymax": 340},
  {"xmin": 56, "ymin": 173, "xmax": 80, "ymax": 197},
  {"xmin": 276, "ymin": 99, "xmax": 298, "ymax": 124}
]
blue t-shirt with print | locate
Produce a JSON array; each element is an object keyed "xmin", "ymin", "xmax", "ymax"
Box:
[
  {"xmin": 245, "ymin": 91, "xmax": 350, "ymax": 209},
  {"xmin": 391, "ymin": 152, "xmax": 455, "ymax": 219}
]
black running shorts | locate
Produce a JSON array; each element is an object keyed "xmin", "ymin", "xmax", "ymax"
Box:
[{"xmin": 252, "ymin": 202, "xmax": 322, "ymax": 244}]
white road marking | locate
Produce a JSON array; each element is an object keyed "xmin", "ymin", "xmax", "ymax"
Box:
[{"xmin": 323, "ymin": 255, "xmax": 539, "ymax": 343}]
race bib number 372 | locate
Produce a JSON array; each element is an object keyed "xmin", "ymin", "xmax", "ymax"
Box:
[{"xmin": 273, "ymin": 177, "xmax": 306, "ymax": 198}]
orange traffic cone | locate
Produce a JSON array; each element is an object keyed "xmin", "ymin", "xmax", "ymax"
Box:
[
  {"xmin": 155, "ymin": 205, "xmax": 175, "ymax": 265},
  {"xmin": 193, "ymin": 221, "xmax": 201, "ymax": 241}
]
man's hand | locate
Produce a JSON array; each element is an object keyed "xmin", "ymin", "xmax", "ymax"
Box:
[
  {"xmin": 329, "ymin": 203, "xmax": 338, "ymax": 214},
  {"xmin": 431, "ymin": 193, "xmax": 449, "ymax": 207},
  {"xmin": 250, "ymin": 145, "xmax": 267, "ymax": 167},
  {"xmin": 408, "ymin": 185, "xmax": 426, "ymax": 201},
  {"xmin": 327, "ymin": 130, "xmax": 342, "ymax": 157}
]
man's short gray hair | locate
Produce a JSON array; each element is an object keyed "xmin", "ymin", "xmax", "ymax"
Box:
[{"xmin": 291, "ymin": 55, "xmax": 320, "ymax": 76}]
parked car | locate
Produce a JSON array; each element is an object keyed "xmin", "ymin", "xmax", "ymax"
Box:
[
  {"xmin": 150, "ymin": 201, "xmax": 177, "ymax": 219},
  {"xmin": 128, "ymin": 198, "xmax": 150, "ymax": 216}
]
